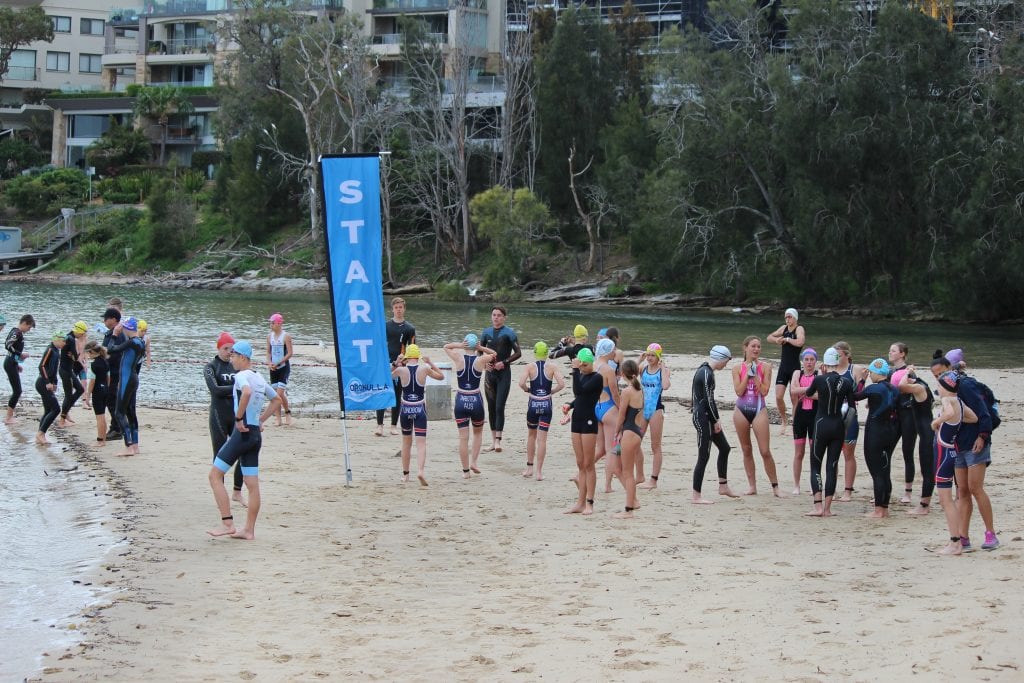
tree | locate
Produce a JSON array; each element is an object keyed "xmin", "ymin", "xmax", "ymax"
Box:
[
  {"xmin": 0, "ymin": 7, "xmax": 53, "ymax": 83},
  {"xmin": 470, "ymin": 185, "xmax": 555, "ymax": 286},
  {"xmin": 132, "ymin": 87, "xmax": 195, "ymax": 165},
  {"xmin": 85, "ymin": 121, "xmax": 151, "ymax": 176}
]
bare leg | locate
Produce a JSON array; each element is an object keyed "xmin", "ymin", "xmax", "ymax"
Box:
[
  {"xmin": 967, "ymin": 464, "xmax": 995, "ymax": 534},
  {"xmin": 207, "ymin": 466, "xmax": 236, "ymax": 536},
  {"xmin": 535, "ymin": 429, "xmax": 550, "ymax": 480},
  {"xmin": 458, "ymin": 427, "xmax": 471, "ymax": 475},
  {"xmin": 955, "ymin": 467, "xmax": 973, "ymax": 542},
  {"xmin": 401, "ymin": 434, "xmax": 412, "ymax": 482},
  {"xmin": 614, "ymin": 433, "xmax": 639, "ymax": 519},
  {"xmin": 565, "ymin": 433, "xmax": 587, "ymax": 514},
  {"xmin": 634, "ymin": 445, "xmax": 646, "ymax": 485},
  {"xmin": 523, "ymin": 428, "xmax": 536, "ymax": 477},
  {"xmin": 601, "ymin": 412, "xmax": 619, "ymax": 493},
  {"xmin": 937, "ymin": 488, "xmax": 961, "ymax": 555},
  {"xmin": 805, "ymin": 495, "xmax": 824, "ymax": 517},
  {"xmin": 640, "ymin": 410, "xmax": 663, "ymax": 489},
  {"xmin": 95, "ymin": 413, "xmax": 107, "ymax": 447},
  {"xmin": 751, "ymin": 411, "xmax": 784, "ymax": 497},
  {"xmin": 582, "ymin": 433, "xmax": 596, "ymax": 515},
  {"xmin": 415, "ymin": 435, "xmax": 428, "ymax": 486},
  {"xmin": 734, "ymin": 410, "xmax": 757, "ymax": 495},
  {"xmin": 230, "ymin": 476, "xmax": 260, "ymax": 540},
  {"xmin": 792, "ymin": 439, "xmax": 806, "ymax": 495},
  {"xmin": 469, "ymin": 424, "xmax": 483, "ymax": 473},
  {"xmin": 4, "ymin": 407, "xmax": 14, "ymax": 424},
  {"xmin": 838, "ymin": 442, "xmax": 856, "ymax": 501},
  {"xmin": 774, "ymin": 384, "xmax": 789, "ymax": 435},
  {"xmin": 279, "ymin": 388, "xmax": 291, "ymax": 425}
]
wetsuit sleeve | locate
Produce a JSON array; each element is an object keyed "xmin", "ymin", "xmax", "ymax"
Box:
[
  {"xmin": 805, "ymin": 376, "xmax": 819, "ymax": 398},
  {"xmin": 4, "ymin": 330, "xmax": 17, "ymax": 355},
  {"xmin": 107, "ymin": 336, "xmax": 134, "ymax": 354},
  {"xmin": 38, "ymin": 347, "xmax": 53, "ymax": 380},
  {"xmin": 704, "ymin": 367, "xmax": 721, "ymax": 423},
  {"xmin": 549, "ymin": 340, "xmax": 570, "ymax": 359},
  {"xmin": 204, "ymin": 360, "xmax": 233, "ymax": 399}
]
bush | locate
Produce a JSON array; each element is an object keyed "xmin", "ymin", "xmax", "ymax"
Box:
[
  {"xmin": 102, "ymin": 191, "xmax": 139, "ymax": 204},
  {"xmin": 0, "ymin": 138, "xmax": 48, "ymax": 179},
  {"xmin": 435, "ymin": 280, "xmax": 470, "ymax": 301},
  {"xmin": 76, "ymin": 242, "xmax": 105, "ymax": 264},
  {"xmin": 3, "ymin": 167, "xmax": 88, "ymax": 217},
  {"xmin": 86, "ymin": 122, "xmax": 152, "ymax": 175},
  {"xmin": 190, "ymin": 150, "xmax": 222, "ymax": 171},
  {"xmin": 606, "ymin": 283, "xmax": 626, "ymax": 297},
  {"xmin": 181, "ymin": 170, "xmax": 206, "ymax": 194}
]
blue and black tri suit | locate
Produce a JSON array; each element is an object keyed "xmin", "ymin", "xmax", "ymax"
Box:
[
  {"xmin": 36, "ymin": 342, "xmax": 61, "ymax": 434},
  {"xmin": 4, "ymin": 326, "xmax": 26, "ymax": 410},
  {"xmin": 526, "ymin": 360, "xmax": 553, "ymax": 432},
  {"xmin": 804, "ymin": 372, "xmax": 857, "ymax": 499},
  {"xmin": 853, "ymin": 381, "xmax": 900, "ymax": 508},
  {"xmin": 399, "ymin": 364, "xmax": 428, "ymax": 436},
  {"xmin": 58, "ymin": 332, "xmax": 85, "ymax": 418},
  {"xmin": 691, "ymin": 362, "xmax": 731, "ymax": 493},
  {"xmin": 453, "ymin": 354, "xmax": 485, "ymax": 429},
  {"xmin": 102, "ymin": 327, "xmax": 126, "ymax": 436},
  {"xmin": 481, "ymin": 324, "xmax": 520, "ymax": 433},
  {"xmin": 109, "ymin": 335, "xmax": 146, "ymax": 446},
  {"xmin": 204, "ymin": 354, "xmax": 242, "ymax": 491}
]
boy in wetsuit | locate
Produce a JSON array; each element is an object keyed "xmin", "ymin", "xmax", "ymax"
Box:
[
  {"xmin": 57, "ymin": 321, "xmax": 89, "ymax": 427},
  {"xmin": 4, "ymin": 313, "xmax": 35, "ymax": 424},
  {"xmin": 481, "ymin": 306, "xmax": 522, "ymax": 453}
]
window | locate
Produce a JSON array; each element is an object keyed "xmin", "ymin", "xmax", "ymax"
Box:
[
  {"xmin": 79, "ymin": 54, "xmax": 102, "ymax": 74},
  {"xmin": 7, "ymin": 50, "xmax": 37, "ymax": 81},
  {"xmin": 46, "ymin": 51, "xmax": 70, "ymax": 72},
  {"xmin": 80, "ymin": 18, "xmax": 104, "ymax": 36},
  {"xmin": 51, "ymin": 16, "xmax": 71, "ymax": 33}
]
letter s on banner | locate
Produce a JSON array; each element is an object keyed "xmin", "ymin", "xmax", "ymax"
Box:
[{"xmin": 320, "ymin": 155, "xmax": 394, "ymax": 412}]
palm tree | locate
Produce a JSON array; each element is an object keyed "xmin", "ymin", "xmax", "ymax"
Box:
[{"xmin": 132, "ymin": 87, "xmax": 195, "ymax": 165}]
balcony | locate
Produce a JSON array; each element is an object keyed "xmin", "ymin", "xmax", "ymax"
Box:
[
  {"xmin": 148, "ymin": 79, "xmax": 211, "ymax": 88},
  {"xmin": 109, "ymin": 0, "xmax": 343, "ymax": 19},
  {"xmin": 4, "ymin": 66, "xmax": 40, "ymax": 82},
  {"xmin": 372, "ymin": 0, "xmax": 487, "ymax": 11}
]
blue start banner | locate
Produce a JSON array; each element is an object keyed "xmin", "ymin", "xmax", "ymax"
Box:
[{"xmin": 320, "ymin": 154, "xmax": 394, "ymax": 412}]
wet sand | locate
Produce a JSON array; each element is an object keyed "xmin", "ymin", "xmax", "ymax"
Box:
[{"xmin": 28, "ymin": 349, "xmax": 1024, "ymax": 681}]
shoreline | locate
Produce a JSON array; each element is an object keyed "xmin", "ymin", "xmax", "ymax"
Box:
[
  {"xmin": 7, "ymin": 272, "xmax": 1018, "ymax": 323},
  {"xmin": 21, "ymin": 350, "xmax": 1024, "ymax": 680}
]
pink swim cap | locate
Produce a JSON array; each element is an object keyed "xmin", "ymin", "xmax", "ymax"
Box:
[{"xmin": 268, "ymin": 313, "xmax": 284, "ymax": 324}]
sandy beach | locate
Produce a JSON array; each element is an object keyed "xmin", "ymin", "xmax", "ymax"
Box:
[{"xmin": 22, "ymin": 347, "xmax": 1023, "ymax": 682}]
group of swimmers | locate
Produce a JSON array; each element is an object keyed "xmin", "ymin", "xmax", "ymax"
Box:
[
  {"xmin": 379, "ymin": 302, "xmax": 1001, "ymax": 553},
  {"xmin": 2, "ymin": 300, "xmax": 150, "ymax": 455}
]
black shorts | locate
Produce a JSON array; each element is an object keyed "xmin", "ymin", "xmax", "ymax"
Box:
[
  {"xmin": 213, "ymin": 428, "xmax": 262, "ymax": 476},
  {"xmin": 92, "ymin": 386, "xmax": 108, "ymax": 415},
  {"xmin": 270, "ymin": 362, "xmax": 290, "ymax": 388},
  {"xmin": 793, "ymin": 407, "xmax": 815, "ymax": 440},
  {"xmin": 571, "ymin": 411, "xmax": 599, "ymax": 435},
  {"xmin": 776, "ymin": 362, "xmax": 798, "ymax": 387}
]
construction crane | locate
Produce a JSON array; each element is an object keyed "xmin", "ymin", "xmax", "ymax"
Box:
[{"xmin": 910, "ymin": 0, "xmax": 955, "ymax": 32}]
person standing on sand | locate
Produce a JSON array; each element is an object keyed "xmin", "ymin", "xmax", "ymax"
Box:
[
  {"xmin": 83, "ymin": 341, "xmax": 110, "ymax": 446},
  {"xmin": 444, "ymin": 333, "xmax": 496, "ymax": 478},
  {"xmin": 205, "ymin": 332, "xmax": 246, "ymax": 506},
  {"xmin": 833, "ymin": 341, "xmax": 865, "ymax": 502},
  {"xmin": 481, "ymin": 306, "xmax": 521, "ymax": 453},
  {"xmin": 4, "ymin": 313, "xmax": 35, "ymax": 424},
  {"xmin": 35, "ymin": 331, "xmax": 65, "ymax": 445},
  {"xmin": 613, "ymin": 359, "xmax": 646, "ymax": 518},
  {"xmin": 691, "ymin": 345, "xmax": 738, "ymax": 503},
  {"xmin": 207, "ymin": 340, "xmax": 281, "ymax": 540},
  {"xmin": 852, "ymin": 358, "xmax": 900, "ymax": 519},
  {"xmin": 732, "ymin": 336, "xmax": 784, "ymax": 496},
  {"xmin": 392, "ymin": 344, "xmax": 444, "ymax": 486},
  {"xmin": 517, "ymin": 340, "xmax": 565, "ymax": 481},
  {"xmin": 803, "ymin": 347, "xmax": 856, "ymax": 518},
  {"xmin": 788, "ymin": 348, "xmax": 819, "ymax": 494},
  {"xmin": 637, "ymin": 343, "xmax": 670, "ymax": 490},
  {"xmin": 766, "ymin": 308, "xmax": 805, "ymax": 435},
  {"xmin": 377, "ymin": 297, "xmax": 415, "ymax": 437},
  {"xmin": 931, "ymin": 371, "xmax": 977, "ymax": 555},
  {"xmin": 101, "ymin": 308, "xmax": 125, "ymax": 441},
  {"xmin": 565, "ymin": 348, "xmax": 603, "ymax": 516},
  {"xmin": 266, "ymin": 313, "xmax": 293, "ymax": 426},
  {"xmin": 109, "ymin": 317, "xmax": 146, "ymax": 457}
]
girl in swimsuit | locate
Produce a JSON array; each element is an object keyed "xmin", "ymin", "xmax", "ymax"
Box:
[
  {"xmin": 517, "ymin": 340, "xmax": 565, "ymax": 481},
  {"xmin": 930, "ymin": 372, "xmax": 977, "ymax": 555},
  {"xmin": 593, "ymin": 338, "xmax": 621, "ymax": 494},
  {"xmin": 613, "ymin": 360, "xmax": 646, "ymax": 519},
  {"xmin": 566, "ymin": 348, "xmax": 603, "ymax": 516},
  {"xmin": 731, "ymin": 336, "xmax": 783, "ymax": 496},
  {"xmin": 444, "ymin": 334, "xmax": 497, "ymax": 478},
  {"xmin": 789, "ymin": 348, "xmax": 818, "ymax": 495},
  {"xmin": 391, "ymin": 344, "xmax": 444, "ymax": 486},
  {"xmin": 638, "ymin": 343, "xmax": 671, "ymax": 490}
]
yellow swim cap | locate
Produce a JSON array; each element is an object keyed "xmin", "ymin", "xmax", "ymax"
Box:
[
  {"xmin": 573, "ymin": 324, "xmax": 588, "ymax": 338},
  {"xmin": 404, "ymin": 344, "xmax": 421, "ymax": 359},
  {"xmin": 138, "ymin": 319, "xmax": 148, "ymax": 332},
  {"xmin": 534, "ymin": 341, "xmax": 548, "ymax": 359},
  {"xmin": 72, "ymin": 321, "xmax": 88, "ymax": 335}
]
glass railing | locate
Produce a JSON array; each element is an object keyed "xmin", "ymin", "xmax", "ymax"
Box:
[
  {"xmin": 164, "ymin": 37, "xmax": 215, "ymax": 54},
  {"xmin": 373, "ymin": 0, "xmax": 487, "ymax": 10},
  {"xmin": 5, "ymin": 66, "xmax": 40, "ymax": 81},
  {"xmin": 113, "ymin": 0, "xmax": 343, "ymax": 18},
  {"xmin": 149, "ymin": 79, "xmax": 211, "ymax": 87},
  {"xmin": 372, "ymin": 32, "xmax": 448, "ymax": 44}
]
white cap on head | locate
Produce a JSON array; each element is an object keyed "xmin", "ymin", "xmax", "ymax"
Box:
[
  {"xmin": 709, "ymin": 345, "xmax": 732, "ymax": 362},
  {"xmin": 595, "ymin": 338, "xmax": 615, "ymax": 357},
  {"xmin": 785, "ymin": 307, "xmax": 798, "ymax": 321},
  {"xmin": 823, "ymin": 347, "xmax": 840, "ymax": 366}
]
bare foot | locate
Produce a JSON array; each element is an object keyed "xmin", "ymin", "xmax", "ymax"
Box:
[
  {"xmin": 374, "ymin": 425, "xmax": 383, "ymax": 437},
  {"xmin": 805, "ymin": 505, "xmax": 824, "ymax": 517},
  {"xmin": 4, "ymin": 415, "xmax": 15, "ymax": 425},
  {"xmin": 564, "ymin": 504, "xmax": 585, "ymax": 514},
  {"xmin": 907, "ymin": 505, "xmax": 930, "ymax": 516},
  {"xmin": 778, "ymin": 425, "xmax": 789, "ymax": 436},
  {"xmin": 95, "ymin": 439, "xmax": 106, "ymax": 448},
  {"xmin": 231, "ymin": 493, "xmax": 247, "ymax": 508},
  {"xmin": 718, "ymin": 485, "xmax": 739, "ymax": 498},
  {"xmin": 417, "ymin": 474, "xmax": 428, "ymax": 487},
  {"xmin": 791, "ymin": 487, "xmax": 801, "ymax": 496},
  {"xmin": 865, "ymin": 509, "xmax": 887, "ymax": 518},
  {"xmin": 772, "ymin": 487, "xmax": 787, "ymax": 498},
  {"xmin": 603, "ymin": 487, "xmax": 614, "ymax": 494},
  {"xmin": 401, "ymin": 473, "xmax": 410, "ymax": 483},
  {"xmin": 470, "ymin": 465, "xmax": 481, "ymax": 474},
  {"xmin": 114, "ymin": 448, "xmax": 135, "ymax": 457},
  {"xmin": 899, "ymin": 493, "xmax": 912, "ymax": 504},
  {"xmin": 494, "ymin": 440, "xmax": 503, "ymax": 453},
  {"xmin": 613, "ymin": 510, "xmax": 634, "ymax": 519},
  {"xmin": 836, "ymin": 492, "xmax": 854, "ymax": 502},
  {"xmin": 938, "ymin": 542, "xmax": 962, "ymax": 556},
  {"xmin": 535, "ymin": 474, "xmax": 544, "ymax": 481},
  {"xmin": 640, "ymin": 480, "xmax": 658, "ymax": 490},
  {"xmin": 483, "ymin": 444, "xmax": 496, "ymax": 453},
  {"xmin": 582, "ymin": 503, "xmax": 594, "ymax": 516},
  {"xmin": 35, "ymin": 434, "xmax": 50, "ymax": 445},
  {"xmin": 206, "ymin": 524, "xmax": 235, "ymax": 537},
  {"xmin": 521, "ymin": 467, "xmax": 534, "ymax": 478},
  {"xmin": 274, "ymin": 419, "xmax": 283, "ymax": 427},
  {"xmin": 743, "ymin": 487, "xmax": 757, "ymax": 496},
  {"xmin": 390, "ymin": 427, "xmax": 399, "ymax": 436},
  {"xmin": 60, "ymin": 416, "xmax": 76, "ymax": 426},
  {"xmin": 691, "ymin": 493, "xmax": 715, "ymax": 505},
  {"xmin": 230, "ymin": 529, "xmax": 255, "ymax": 540},
  {"xmin": 463, "ymin": 471, "xmax": 471, "ymax": 479},
  {"xmin": 284, "ymin": 414, "xmax": 292, "ymax": 426}
]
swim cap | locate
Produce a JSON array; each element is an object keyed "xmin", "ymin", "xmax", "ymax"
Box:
[
  {"xmin": 404, "ymin": 344, "xmax": 421, "ymax": 359},
  {"xmin": 121, "ymin": 317, "xmax": 138, "ymax": 331},
  {"xmin": 138, "ymin": 319, "xmax": 148, "ymax": 333},
  {"xmin": 597, "ymin": 328, "xmax": 608, "ymax": 338},
  {"xmin": 595, "ymin": 338, "xmax": 615, "ymax": 357},
  {"xmin": 868, "ymin": 358, "xmax": 890, "ymax": 376},
  {"xmin": 464, "ymin": 333, "xmax": 479, "ymax": 349},
  {"xmin": 573, "ymin": 324, "xmax": 588, "ymax": 338},
  {"xmin": 785, "ymin": 307, "xmax": 798, "ymax": 321},
  {"xmin": 53, "ymin": 330, "xmax": 67, "ymax": 341},
  {"xmin": 268, "ymin": 313, "xmax": 284, "ymax": 324},
  {"xmin": 822, "ymin": 348, "xmax": 840, "ymax": 366},
  {"xmin": 938, "ymin": 371, "xmax": 959, "ymax": 393},
  {"xmin": 576, "ymin": 348, "xmax": 595, "ymax": 364},
  {"xmin": 709, "ymin": 345, "xmax": 731, "ymax": 362},
  {"xmin": 72, "ymin": 320, "xmax": 88, "ymax": 335},
  {"xmin": 231, "ymin": 340, "xmax": 253, "ymax": 358},
  {"xmin": 534, "ymin": 341, "xmax": 548, "ymax": 359},
  {"xmin": 945, "ymin": 348, "xmax": 964, "ymax": 366},
  {"xmin": 216, "ymin": 332, "xmax": 235, "ymax": 349},
  {"xmin": 801, "ymin": 347, "xmax": 817, "ymax": 360},
  {"xmin": 647, "ymin": 343, "xmax": 663, "ymax": 358}
]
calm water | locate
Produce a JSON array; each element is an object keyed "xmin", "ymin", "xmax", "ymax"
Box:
[{"xmin": 2, "ymin": 281, "xmax": 1023, "ymax": 679}]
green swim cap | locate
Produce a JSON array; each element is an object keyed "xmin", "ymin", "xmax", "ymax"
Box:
[
  {"xmin": 577, "ymin": 348, "xmax": 595, "ymax": 363},
  {"xmin": 534, "ymin": 341, "xmax": 548, "ymax": 359}
]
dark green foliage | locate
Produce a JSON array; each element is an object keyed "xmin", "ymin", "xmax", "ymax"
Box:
[
  {"xmin": 85, "ymin": 122, "xmax": 151, "ymax": 176},
  {"xmin": 214, "ymin": 135, "xmax": 299, "ymax": 241},
  {"xmin": 144, "ymin": 181, "xmax": 189, "ymax": 262},
  {"xmin": 0, "ymin": 137, "xmax": 47, "ymax": 179},
  {"xmin": 3, "ymin": 167, "xmax": 88, "ymax": 217},
  {"xmin": 190, "ymin": 151, "xmax": 222, "ymax": 171}
]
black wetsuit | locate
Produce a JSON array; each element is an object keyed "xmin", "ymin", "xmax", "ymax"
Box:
[
  {"xmin": 90, "ymin": 356, "xmax": 109, "ymax": 417},
  {"xmin": 804, "ymin": 372, "xmax": 856, "ymax": 498},
  {"xmin": 776, "ymin": 327, "xmax": 802, "ymax": 387},
  {"xmin": 4, "ymin": 327, "xmax": 25, "ymax": 410},
  {"xmin": 481, "ymin": 324, "xmax": 520, "ymax": 433},
  {"xmin": 854, "ymin": 381, "xmax": 900, "ymax": 508},
  {"xmin": 58, "ymin": 332, "xmax": 84, "ymax": 418},
  {"xmin": 691, "ymin": 362, "xmax": 731, "ymax": 493},
  {"xmin": 36, "ymin": 342, "xmax": 61, "ymax": 434},
  {"xmin": 102, "ymin": 327, "xmax": 126, "ymax": 436},
  {"xmin": 377, "ymin": 318, "xmax": 415, "ymax": 427},
  {"xmin": 892, "ymin": 376, "xmax": 935, "ymax": 499},
  {"xmin": 110, "ymin": 336, "xmax": 145, "ymax": 446},
  {"xmin": 549, "ymin": 340, "xmax": 592, "ymax": 361},
  {"xmin": 205, "ymin": 354, "xmax": 242, "ymax": 491},
  {"xmin": 570, "ymin": 368, "xmax": 603, "ymax": 434}
]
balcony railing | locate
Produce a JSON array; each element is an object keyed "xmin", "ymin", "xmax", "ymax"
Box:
[
  {"xmin": 372, "ymin": 32, "xmax": 448, "ymax": 45},
  {"xmin": 5, "ymin": 66, "xmax": 40, "ymax": 82},
  {"xmin": 110, "ymin": 0, "xmax": 343, "ymax": 20},
  {"xmin": 164, "ymin": 37, "xmax": 215, "ymax": 54},
  {"xmin": 374, "ymin": 0, "xmax": 486, "ymax": 10},
  {"xmin": 149, "ymin": 79, "xmax": 211, "ymax": 88}
]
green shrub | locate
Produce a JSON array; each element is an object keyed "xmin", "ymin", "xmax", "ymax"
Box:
[
  {"xmin": 435, "ymin": 280, "xmax": 470, "ymax": 301},
  {"xmin": 181, "ymin": 170, "xmax": 206, "ymax": 194},
  {"xmin": 102, "ymin": 191, "xmax": 139, "ymax": 204},
  {"xmin": 491, "ymin": 287, "xmax": 523, "ymax": 303},
  {"xmin": 4, "ymin": 167, "xmax": 88, "ymax": 217},
  {"xmin": 190, "ymin": 151, "xmax": 222, "ymax": 170},
  {"xmin": 606, "ymin": 283, "xmax": 626, "ymax": 297},
  {"xmin": 0, "ymin": 138, "xmax": 48, "ymax": 179},
  {"xmin": 76, "ymin": 242, "xmax": 105, "ymax": 264}
]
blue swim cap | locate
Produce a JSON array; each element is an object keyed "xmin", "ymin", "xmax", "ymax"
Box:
[
  {"xmin": 868, "ymin": 357, "xmax": 890, "ymax": 376},
  {"xmin": 595, "ymin": 338, "xmax": 615, "ymax": 357},
  {"xmin": 464, "ymin": 333, "xmax": 479, "ymax": 349},
  {"xmin": 121, "ymin": 317, "xmax": 138, "ymax": 331},
  {"xmin": 232, "ymin": 340, "xmax": 253, "ymax": 358},
  {"xmin": 597, "ymin": 328, "xmax": 608, "ymax": 338}
]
